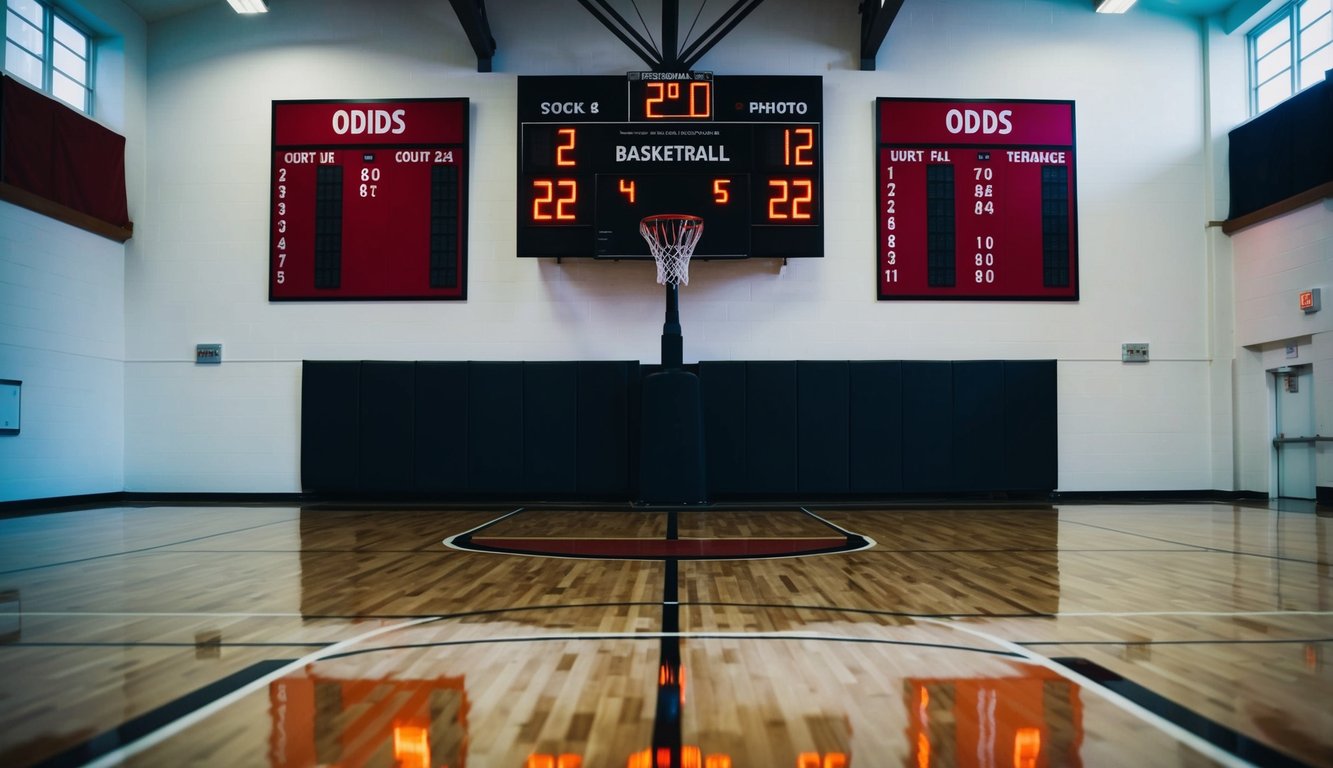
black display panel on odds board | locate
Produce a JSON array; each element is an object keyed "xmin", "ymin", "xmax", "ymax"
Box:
[
  {"xmin": 517, "ymin": 74, "xmax": 823, "ymax": 260},
  {"xmin": 875, "ymin": 98, "xmax": 1078, "ymax": 301},
  {"xmin": 269, "ymin": 98, "xmax": 468, "ymax": 301}
]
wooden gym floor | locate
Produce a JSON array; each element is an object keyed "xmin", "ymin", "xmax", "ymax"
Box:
[{"xmin": 0, "ymin": 501, "xmax": 1329, "ymax": 767}]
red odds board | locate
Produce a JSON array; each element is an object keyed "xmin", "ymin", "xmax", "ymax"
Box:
[
  {"xmin": 270, "ymin": 99, "xmax": 468, "ymax": 300},
  {"xmin": 875, "ymin": 98, "xmax": 1077, "ymax": 301}
]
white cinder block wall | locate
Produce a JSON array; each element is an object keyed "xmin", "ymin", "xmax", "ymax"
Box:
[
  {"xmin": 0, "ymin": 0, "xmax": 146, "ymax": 502},
  {"xmin": 3, "ymin": 0, "xmax": 1322, "ymax": 500}
]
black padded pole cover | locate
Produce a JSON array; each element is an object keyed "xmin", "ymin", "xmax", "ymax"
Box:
[{"xmin": 638, "ymin": 370, "xmax": 707, "ymax": 504}]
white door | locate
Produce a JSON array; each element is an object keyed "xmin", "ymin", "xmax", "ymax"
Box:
[{"xmin": 1274, "ymin": 366, "xmax": 1316, "ymax": 500}]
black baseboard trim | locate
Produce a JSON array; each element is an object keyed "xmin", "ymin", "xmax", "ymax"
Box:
[
  {"xmin": 1318, "ymin": 486, "xmax": 1331, "ymax": 506},
  {"xmin": 2, "ymin": 488, "xmax": 1280, "ymax": 517}
]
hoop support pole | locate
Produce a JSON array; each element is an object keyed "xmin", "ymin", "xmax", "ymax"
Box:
[{"xmin": 662, "ymin": 282, "xmax": 683, "ymax": 369}]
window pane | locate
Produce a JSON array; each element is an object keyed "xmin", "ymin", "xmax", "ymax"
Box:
[
  {"xmin": 7, "ymin": 0, "xmax": 42, "ymax": 29},
  {"xmin": 1256, "ymin": 18, "xmax": 1292, "ymax": 57},
  {"xmin": 1300, "ymin": 0, "xmax": 1331, "ymax": 28},
  {"xmin": 6, "ymin": 9, "xmax": 43, "ymax": 54},
  {"xmin": 52, "ymin": 69, "xmax": 86, "ymax": 111},
  {"xmin": 1300, "ymin": 11, "xmax": 1331, "ymax": 52},
  {"xmin": 1299, "ymin": 41, "xmax": 1332, "ymax": 87},
  {"xmin": 1257, "ymin": 73, "xmax": 1294, "ymax": 111},
  {"xmin": 52, "ymin": 41, "xmax": 86, "ymax": 85},
  {"xmin": 4, "ymin": 40, "xmax": 41, "ymax": 87},
  {"xmin": 53, "ymin": 15, "xmax": 86, "ymax": 58},
  {"xmin": 1258, "ymin": 41, "xmax": 1292, "ymax": 80}
]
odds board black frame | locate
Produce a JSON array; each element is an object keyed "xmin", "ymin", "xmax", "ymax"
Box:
[
  {"xmin": 875, "ymin": 97, "xmax": 1079, "ymax": 301},
  {"xmin": 269, "ymin": 97, "xmax": 469, "ymax": 301}
]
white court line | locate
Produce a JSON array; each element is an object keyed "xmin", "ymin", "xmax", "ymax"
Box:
[
  {"xmin": 83, "ymin": 616, "xmax": 442, "ymax": 768},
  {"xmin": 919, "ymin": 617, "xmax": 1260, "ymax": 768},
  {"xmin": 441, "ymin": 507, "xmax": 526, "ymax": 551}
]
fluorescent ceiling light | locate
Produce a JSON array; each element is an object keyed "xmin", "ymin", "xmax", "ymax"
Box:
[
  {"xmin": 1095, "ymin": 0, "xmax": 1137, "ymax": 12},
  {"xmin": 226, "ymin": 0, "xmax": 268, "ymax": 13}
]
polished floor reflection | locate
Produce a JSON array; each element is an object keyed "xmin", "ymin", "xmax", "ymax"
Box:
[{"xmin": 0, "ymin": 502, "xmax": 1329, "ymax": 767}]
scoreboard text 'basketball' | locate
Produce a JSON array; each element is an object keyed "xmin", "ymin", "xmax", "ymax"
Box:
[
  {"xmin": 269, "ymin": 98, "xmax": 468, "ymax": 301},
  {"xmin": 517, "ymin": 73, "xmax": 823, "ymax": 260},
  {"xmin": 876, "ymin": 98, "xmax": 1078, "ymax": 301}
]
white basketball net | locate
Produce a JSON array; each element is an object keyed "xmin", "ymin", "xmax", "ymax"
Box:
[{"xmin": 640, "ymin": 215, "xmax": 704, "ymax": 286}]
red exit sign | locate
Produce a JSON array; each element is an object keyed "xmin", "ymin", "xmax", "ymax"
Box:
[{"xmin": 1299, "ymin": 288, "xmax": 1321, "ymax": 313}]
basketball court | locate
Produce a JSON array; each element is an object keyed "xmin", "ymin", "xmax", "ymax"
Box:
[{"xmin": 0, "ymin": 500, "xmax": 1328, "ymax": 767}]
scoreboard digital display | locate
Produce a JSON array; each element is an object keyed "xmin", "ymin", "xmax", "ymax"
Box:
[
  {"xmin": 875, "ymin": 98, "xmax": 1078, "ymax": 300},
  {"xmin": 517, "ymin": 73, "xmax": 822, "ymax": 260},
  {"xmin": 270, "ymin": 98, "xmax": 468, "ymax": 301}
]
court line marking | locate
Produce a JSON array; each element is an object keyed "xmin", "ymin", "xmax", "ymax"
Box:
[
  {"xmin": 920, "ymin": 617, "xmax": 1261, "ymax": 768},
  {"xmin": 82, "ymin": 616, "xmax": 442, "ymax": 768},
  {"xmin": 441, "ymin": 507, "xmax": 526, "ymax": 551}
]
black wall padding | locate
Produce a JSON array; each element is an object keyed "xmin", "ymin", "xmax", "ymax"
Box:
[
  {"xmin": 848, "ymin": 361, "xmax": 903, "ymax": 493},
  {"xmin": 952, "ymin": 361, "xmax": 1006, "ymax": 491},
  {"xmin": 1004, "ymin": 360, "xmax": 1058, "ymax": 490},
  {"xmin": 414, "ymin": 362, "xmax": 468, "ymax": 493},
  {"xmin": 359, "ymin": 361, "xmax": 416, "ymax": 493},
  {"xmin": 746, "ymin": 361, "xmax": 798, "ymax": 494},
  {"xmin": 1229, "ymin": 77, "xmax": 1332, "ymax": 219},
  {"xmin": 901, "ymin": 361, "xmax": 953, "ymax": 492},
  {"xmin": 577, "ymin": 361, "xmax": 635, "ymax": 496},
  {"xmin": 523, "ymin": 362, "xmax": 578, "ymax": 494},
  {"xmin": 700, "ymin": 361, "xmax": 747, "ymax": 494},
  {"xmin": 798, "ymin": 361, "xmax": 849, "ymax": 494},
  {"xmin": 301, "ymin": 361, "xmax": 361, "ymax": 492},
  {"xmin": 467, "ymin": 362, "xmax": 524, "ymax": 493}
]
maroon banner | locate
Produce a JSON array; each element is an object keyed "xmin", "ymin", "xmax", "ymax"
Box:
[
  {"xmin": 273, "ymin": 99, "xmax": 467, "ymax": 146},
  {"xmin": 877, "ymin": 98, "xmax": 1074, "ymax": 147},
  {"xmin": 1, "ymin": 75, "xmax": 129, "ymax": 227}
]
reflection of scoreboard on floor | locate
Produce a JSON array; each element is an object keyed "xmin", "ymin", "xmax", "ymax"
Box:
[
  {"xmin": 517, "ymin": 73, "xmax": 823, "ymax": 259},
  {"xmin": 876, "ymin": 98, "xmax": 1078, "ymax": 301},
  {"xmin": 270, "ymin": 98, "xmax": 468, "ymax": 301}
]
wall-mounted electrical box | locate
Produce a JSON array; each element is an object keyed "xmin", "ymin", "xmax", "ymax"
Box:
[
  {"xmin": 1121, "ymin": 343, "xmax": 1149, "ymax": 363},
  {"xmin": 0, "ymin": 379, "xmax": 20, "ymax": 434},
  {"xmin": 196, "ymin": 344, "xmax": 222, "ymax": 364}
]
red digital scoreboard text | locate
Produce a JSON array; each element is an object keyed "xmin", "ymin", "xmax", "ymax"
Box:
[
  {"xmin": 876, "ymin": 98, "xmax": 1078, "ymax": 300},
  {"xmin": 270, "ymin": 98, "xmax": 468, "ymax": 300},
  {"xmin": 517, "ymin": 74, "xmax": 823, "ymax": 260}
]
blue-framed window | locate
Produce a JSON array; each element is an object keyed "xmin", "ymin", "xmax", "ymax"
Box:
[
  {"xmin": 1250, "ymin": 0, "xmax": 1333, "ymax": 115},
  {"xmin": 4, "ymin": 0, "xmax": 92, "ymax": 113}
]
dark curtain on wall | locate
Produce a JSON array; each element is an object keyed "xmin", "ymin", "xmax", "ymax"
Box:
[
  {"xmin": 1228, "ymin": 74, "xmax": 1333, "ymax": 220},
  {"xmin": 1, "ymin": 74, "xmax": 129, "ymax": 227}
]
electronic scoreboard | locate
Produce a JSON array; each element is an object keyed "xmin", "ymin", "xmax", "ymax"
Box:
[
  {"xmin": 517, "ymin": 73, "xmax": 823, "ymax": 260},
  {"xmin": 875, "ymin": 98, "xmax": 1078, "ymax": 300},
  {"xmin": 269, "ymin": 98, "xmax": 468, "ymax": 301}
]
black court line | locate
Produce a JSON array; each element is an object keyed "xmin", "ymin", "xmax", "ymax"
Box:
[
  {"xmin": 30, "ymin": 659, "xmax": 291, "ymax": 768},
  {"xmin": 1, "ymin": 641, "xmax": 331, "ymax": 649},
  {"xmin": 0, "ymin": 518, "xmax": 297, "ymax": 575},
  {"xmin": 1053, "ymin": 657, "xmax": 1316, "ymax": 768}
]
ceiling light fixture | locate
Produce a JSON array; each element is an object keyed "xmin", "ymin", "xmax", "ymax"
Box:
[
  {"xmin": 1095, "ymin": 0, "xmax": 1137, "ymax": 12},
  {"xmin": 226, "ymin": 0, "xmax": 268, "ymax": 13}
]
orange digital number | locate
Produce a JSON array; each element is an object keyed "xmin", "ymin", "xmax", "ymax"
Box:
[
  {"xmin": 768, "ymin": 179, "xmax": 813, "ymax": 221},
  {"xmin": 532, "ymin": 180, "xmax": 578, "ymax": 221},
  {"xmin": 619, "ymin": 178, "xmax": 636, "ymax": 203},
  {"xmin": 785, "ymin": 127, "xmax": 814, "ymax": 166},
  {"xmin": 713, "ymin": 178, "xmax": 730, "ymax": 204},
  {"xmin": 556, "ymin": 128, "xmax": 576, "ymax": 167},
  {"xmin": 645, "ymin": 81, "xmax": 711, "ymax": 118}
]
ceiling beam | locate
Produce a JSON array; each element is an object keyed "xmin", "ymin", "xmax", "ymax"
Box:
[
  {"xmin": 447, "ymin": 0, "xmax": 496, "ymax": 72},
  {"xmin": 678, "ymin": 0, "xmax": 766, "ymax": 71},
  {"xmin": 576, "ymin": 0, "xmax": 662, "ymax": 69},
  {"xmin": 860, "ymin": 0, "xmax": 905, "ymax": 71}
]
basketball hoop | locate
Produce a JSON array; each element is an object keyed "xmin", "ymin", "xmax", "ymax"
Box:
[{"xmin": 640, "ymin": 214, "xmax": 703, "ymax": 286}]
